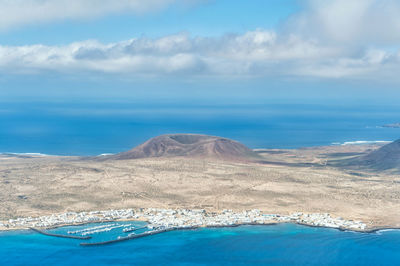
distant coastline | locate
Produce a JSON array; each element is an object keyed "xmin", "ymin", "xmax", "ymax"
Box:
[
  {"xmin": 331, "ymin": 140, "xmax": 391, "ymax": 146},
  {"xmin": 382, "ymin": 123, "xmax": 400, "ymax": 128},
  {"xmin": 0, "ymin": 140, "xmax": 390, "ymax": 159}
]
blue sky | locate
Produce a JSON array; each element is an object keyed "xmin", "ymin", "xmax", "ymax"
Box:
[
  {"xmin": 0, "ymin": 0, "xmax": 399, "ymax": 103},
  {"xmin": 0, "ymin": 0, "xmax": 299, "ymax": 45}
]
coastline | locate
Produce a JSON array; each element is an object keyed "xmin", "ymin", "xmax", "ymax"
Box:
[
  {"xmin": 3, "ymin": 220, "xmax": 399, "ymax": 245},
  {"xmin": 2, "ymin": 207, "xmax": 397, "ymax": 235},
  {"xmin": 2, "ymin": 214, "xmax": 399, "ymax": 247}
]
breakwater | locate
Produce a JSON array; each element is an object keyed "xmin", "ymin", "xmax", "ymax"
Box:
[
  {"xmin": 30, "ymin": 227, "xmax": 92, "ymax": 240},
  {"xmin": 80, "ymin": 226, "xmax": 199, "ymax": 246},
  {"xmin": 122, "ymin": 225, "xmax": 147, "ymax": 233},
  {"xmin": 80, "ymin": 228, "xmax": 176, "ymax": 246}
]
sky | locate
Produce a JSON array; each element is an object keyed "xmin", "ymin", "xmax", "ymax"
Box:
[{"xmin": 0, "ymin": 0, "xmax": 400, "ymax": 103}]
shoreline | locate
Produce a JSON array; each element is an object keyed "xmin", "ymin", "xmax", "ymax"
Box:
[
  {"xmin": 1, "ymin": 208, "xmax": 398, "ymax": 235},
  {"xmin": 0, "ymin": 140, "xmax": 389, "ymax": 159},
  {"xmin": 0, "ymin": 221, "xmax": 398, "ymax": 248},
  {"xmin": 2, "ymin": 220, "xmax": 399, "ymax": 247},
  {"xmin": 1, "ymin": 218, "xmax": 399, "ymax": 243}
]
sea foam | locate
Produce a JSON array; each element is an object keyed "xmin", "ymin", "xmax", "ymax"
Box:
[{"xmin": 333, "ymin": 140, "xmax": 391, "ymax": 146}]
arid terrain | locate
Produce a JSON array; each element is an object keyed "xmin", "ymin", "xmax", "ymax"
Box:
[{"xmin": 1, "ymin": 135, "xmax": 399, "ymax": 229}]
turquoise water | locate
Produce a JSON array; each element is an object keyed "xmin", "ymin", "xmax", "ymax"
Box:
[{"xmin": 1, "ymin": 223, "xmax": 399, "ymax": 265}]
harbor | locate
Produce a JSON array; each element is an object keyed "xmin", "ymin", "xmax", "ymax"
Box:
[
  {"xmin": 29, "ymin": 227, "xmax": 92, "ymax": 240},
  {"xmin": 1, "ymin": 208, "xmax": 367, "ymax": 233},
  {"xmin": 79, "ymin": 227, "xmax": 177, "ymax": 246},
  {"xmin": 1, "ymin": 207, "xmax": 373, "ymax": 246}
]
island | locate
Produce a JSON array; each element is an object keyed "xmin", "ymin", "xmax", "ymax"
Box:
[{"xmin": 0, "ymin": 134, "xmax": 399, "ymax": 233}]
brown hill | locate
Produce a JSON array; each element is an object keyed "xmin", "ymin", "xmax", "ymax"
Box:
[
  {"xmin": 111, "ymin": 134, "xmax": 261, "ymax": 161},
  {"xmin": 348, "ymin": 139, "xmax": 400, "ymax": 172}
]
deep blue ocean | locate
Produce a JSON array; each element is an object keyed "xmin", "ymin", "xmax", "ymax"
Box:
[
  {"xmin": 0, "ymin": 101, "xmax": 399, "ymax": 155},
  {"xmin": 0, "ymin": 223, "xmax": 399, "ymax": 265}
]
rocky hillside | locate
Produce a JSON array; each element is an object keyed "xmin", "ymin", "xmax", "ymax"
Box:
[
  {"xmin": 111, "ymin": 134, "xmax": 261, "ymax": 161},
  {"xmin": 347, "ymin": 139, "xmax": 400, "ymax": 172}
]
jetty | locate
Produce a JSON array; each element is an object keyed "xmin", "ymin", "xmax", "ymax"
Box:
[
  {"xmin": 30, "ymin": 227, "xmax": 92, "ymax": 240},
  {"xmin": 80, "ymin": 226, "xmax": 198, "ymax": 246},
  {"xmin": 122, "ymin": 225, "xmax": 147, "ymax": 233},
  {"xmin": 80, "ymin": 228, "xmax": 175, "ymax": 246}
]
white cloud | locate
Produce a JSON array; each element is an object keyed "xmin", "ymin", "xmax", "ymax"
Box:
[
  {"xmin": 0, "ymin": 0, "xmax": 399, "ymax": 81},
  {"xmin": 0, "ymin": 31, "xmax": 398, "ymax": 79},
  {"xmin": 0, "ymin": 0, "xmax": 201, "ymax": 30},
  {"xmin": 287, "ymin": 0, "xmax": 400, "ymax": 46}
]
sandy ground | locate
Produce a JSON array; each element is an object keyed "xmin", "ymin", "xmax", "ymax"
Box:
[{"xmin": 1, "ymin": 144, "xmax": 399, "ymax": 229}]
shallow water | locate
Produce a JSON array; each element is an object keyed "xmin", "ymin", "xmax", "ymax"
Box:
[{"xmin": 1, "ymin": 223, "xmax": 399, "ymax": 265}]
